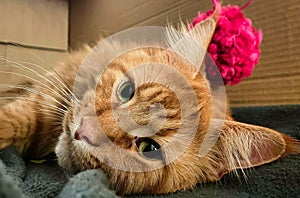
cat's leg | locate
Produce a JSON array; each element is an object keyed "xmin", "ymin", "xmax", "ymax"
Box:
[
  {"xmin": 0, "ymin": 90, "xmax": 68, "ymax": 158},
  {"xmin": 0, "ymin": 96, "xmax": 38, "ymax": 155}
]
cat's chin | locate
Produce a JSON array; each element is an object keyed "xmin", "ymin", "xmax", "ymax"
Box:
[
  {"xmin": 55, "ymin": 121, "xmax": 106, "ymax": 175},
  {"xmin": 55, "ymin": 132, "xmax": 79, "ymax": 174},
  {"xmin": 55, "ymin": 127, "xmax": 90, "ymax": 174}
]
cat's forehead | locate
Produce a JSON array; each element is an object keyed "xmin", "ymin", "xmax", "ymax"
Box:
[
  {"xmin": 111, "ymin": 48, "xmax": 164, "ymax": 68},
  {"xmin": 104, "ymin": 47, "xmax": 198, "ymax": 80}
]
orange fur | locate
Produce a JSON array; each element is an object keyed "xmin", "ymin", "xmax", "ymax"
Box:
[{"xmin": 0, "ymin": 15, "xmax": 299, "ymax": 195}]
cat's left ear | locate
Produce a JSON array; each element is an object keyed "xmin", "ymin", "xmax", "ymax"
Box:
[
  {"xmin": 215, "ymin": 120, "xmax": 300, "ymax": 178},
  {"xmin": 189, "ymin": 18, "xmax": 217, "ymax": 74},
  {"xmin": 188, "ymin": 17, "xmax": 217, "ymax": 52},
  {"xmin": 167, "ymin": 14, "xmax": 218, "ymax": 74}
]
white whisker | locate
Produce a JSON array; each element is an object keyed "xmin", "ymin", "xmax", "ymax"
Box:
[
  {"xmin": 0, "ymin": 57, "xmax": 74, "ymax": 101},
  {"xmin": 0, "ymin": 96, "xmax": 67, "ymax": 115},
  {"xmin": 0, "ymin": 70, "xmax": 72, "ymax": 107},
  {"xmin": 0, "ymin": 84, "xmax": 69, "ymax": 110},
  {"xmin": 7, "ymin": 58, "xmax": 79, "ymax": 104},
  {"xmin": 2, "ymin": 99, "xmax": 64, "ymax": 118},
  {"xmin": 2, "ymin": 43, "xmax": 78, "ymax": 104}
]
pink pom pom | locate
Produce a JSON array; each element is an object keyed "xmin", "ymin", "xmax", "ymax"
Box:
[{"xmin": 190, "ymin": 0, "xmax": 263, "ymax": 85}]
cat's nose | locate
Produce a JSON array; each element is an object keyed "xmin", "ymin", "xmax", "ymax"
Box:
[
  {"xmin": 74, "ymin": 127, "xmax": 83, "ymax": 141},
  {"xmin": 74, "ymin": 116, "xmax": 99, "ymax": 147},
  {"xmin": 74, "ymin": 117, "xmax": 87, "ymax": 141}
]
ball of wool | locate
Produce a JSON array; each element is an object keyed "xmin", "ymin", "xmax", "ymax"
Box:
[{"xmin": 190, "ymin": 0, "xmax": 263, "ymax": 85}]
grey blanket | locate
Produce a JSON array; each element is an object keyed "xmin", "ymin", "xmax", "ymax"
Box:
[{"xmin": 0, "ymin": 105, "xmax": 300, "ymax": 198}]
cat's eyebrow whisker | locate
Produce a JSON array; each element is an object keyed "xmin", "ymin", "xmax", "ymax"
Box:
[
  {"xmin": 0, "ymin": 57, "xmax": 75, "ymax": 104},
  {"xmin": 0, "ymin": 70, "xmax": 71, "ymax": 107},
  {"xmin": 141, "ymin": 66, "xmax": 171, "ymax": 88},
  {"xmin": 1, "ymin": 84, "xmax": 69, "ymax": 110}
]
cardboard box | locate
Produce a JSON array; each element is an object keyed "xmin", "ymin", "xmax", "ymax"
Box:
[
  {"xmin": 0, "ymin": 0, "xmax": 68, "ymax": 50},
  {"xmin": 0, "ymin": 0, "xmax": 68, "ymax": 90}
]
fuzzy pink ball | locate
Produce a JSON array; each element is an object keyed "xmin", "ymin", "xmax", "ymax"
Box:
[{"xmin": 190, "ymin": 0, "xmax": 263, "ymax": 85}]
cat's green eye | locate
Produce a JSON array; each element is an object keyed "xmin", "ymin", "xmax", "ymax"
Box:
[
  {"xmin": 117, "ymin": 80, "xmax": 135, "ymax": 103},
  {"xmin": 136, "ymin": 138, "xmax": 163, "ymax": 160}
]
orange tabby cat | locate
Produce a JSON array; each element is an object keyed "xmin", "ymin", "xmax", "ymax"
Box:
[{"xmin": 0, "ymin": 15, "xmax": 299, "ymax": 195}]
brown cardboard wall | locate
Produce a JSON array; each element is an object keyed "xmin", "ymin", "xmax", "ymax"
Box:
[
  {"xmin": 70, "ymin": 0, "xmax": 300, "ymax": 106},
  {"xmin": 70, "ymin": 0, "xmax": 211, "ymax": 48},
  {"xmin": 0, "ymin": 0, "xmax": 69, "ymax": 50},
  {"xmin": 0, "ymin": 0, "xmax": 68, "ymax": 88},
  {"xmin": 220, "ymin": 0, "xmax": 300, "ymax": 106}
]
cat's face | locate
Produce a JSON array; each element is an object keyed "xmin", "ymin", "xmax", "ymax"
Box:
[{"xmin": 56, "ymin": 47, "xmax": 216, "ymax": 194}]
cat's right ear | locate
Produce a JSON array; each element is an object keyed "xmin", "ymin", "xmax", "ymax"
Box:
[{"xmin": 214, "ymin": 120, "xmax": 300, "ymax": 178}]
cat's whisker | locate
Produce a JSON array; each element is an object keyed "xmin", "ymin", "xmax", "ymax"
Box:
[
  {"xmin": 44, "ymin": 120, "xmax": 65, "ymax": 126},
  {"xmin": 11, "ymin": 59, "xmax": 79, "ymax": 104},
  {"xmin": 38, "ymin": 116, "xmax": 65, "ymax": 123},
  {"xmin": 0, "ymin": 96, "xmax": 67, "ymax": 115},
  {"xmin": 36, "ymin": 109, "xmax": 65, "ymax": 118},
  {"xmin": 0, "ymin": 70, "xmax": 72, "ymax": 107},
  {"xmin": 1, "ymin": 84, "xmax": 69, "ymax": 110},
  {"xmin": 4, "ymin": 100, "xmax": 64, "ymax": 119},
  {"xmin": 3, "ymin": 43, "xmax": 79, "ymax": 104},
  {"xmin": 34, "ymin": 108, "xmax": 66, "ymax": 118},
  {"xmin": 0, "ymin": 57, "xmax": 75, "ymax": 105},
  {"xmin": 38, "ymin": 103, "xmax": 67, "ymax": 115}
]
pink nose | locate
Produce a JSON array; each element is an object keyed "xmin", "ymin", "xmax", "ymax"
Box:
[
  {"xmin": 74, "ymin": 118, "xmax": 87, "ymax": 141},
  {"xmin": 74, "ymin": 129, "xmax": 83, "ymax": 140},
  {"xmin": 74, "ymin": 117, "xmax": 99, "ymax": 146}
]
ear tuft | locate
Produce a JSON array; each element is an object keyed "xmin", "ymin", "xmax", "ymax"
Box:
[
  {"xmin": 188, "ymin": 4, "xmax": 219, "ymax": 50},
  {"xmin": 281, "ymin": 134, "xmax": 300, "ymax": 156}
]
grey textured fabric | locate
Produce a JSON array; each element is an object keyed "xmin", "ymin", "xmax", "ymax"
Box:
[
  {"xmin": 0, "ymin": 160, "xmax": 24, "ymax": 198},
  {"xmin": 58, "ymin": 170, "xmax": 119, "ymax": 198},
  {"xmin": 0, "ymin": 146, "xmax": 69, "ymax": 198},
  {"xmin": 0, "ymin": 105, "xmax": 299, "ymax": 198}
]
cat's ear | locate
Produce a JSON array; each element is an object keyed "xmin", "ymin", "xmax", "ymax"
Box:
[
  {"xmin": 215, "ymin": 120, "xmax": 300, "ymax": 178},
  {"xmin": 188, "ymin": 17, "xmax": 217, "ymax": 52},
  {"xmin": 166, "ymin": 14, "xmax": 217, "ymax": 72}
]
